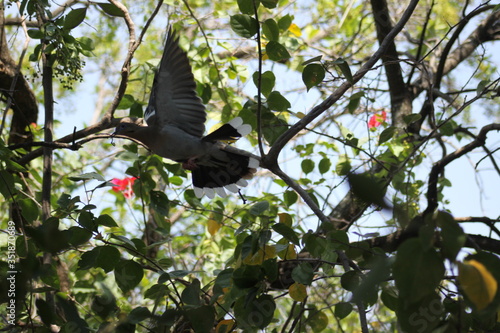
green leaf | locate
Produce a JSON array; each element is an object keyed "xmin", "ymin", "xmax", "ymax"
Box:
[
  {"xmin": 397, "ymin": 292, "xmax": 443, "ymax": 332},
  {"xmin": 67, "ymin": 226, "xmax": 92, "ymax": 247},
  {"xmin": 36, "ymin": 299, "xmax": 55, "ymax": 326},
  {"xmin": 335, "ymin": 302, "xmax": 353, "ymax": 319},
  {"xmin": 249, "ymin": 200, "xmax": 269, "ymax": 215},
  {"xmin": 303, "ymin": 232, "xmax": 327, "ymax": 257},
  {"xmin": 18, "ymin": 198, "xmax": 39, "ymax": 223},
  {"xmin": 96, "ymin": 2, "xmax": 125, "ymax": 17},
  {"xmin": 169, "ymin": 270, "xmax": 193, "ymax": 278},
  {"xmin": 262, "ymin": 18, "xmax": 279, "ymax": 41},
  {"xmin": 214, "ymin": 268, "xmax": 234, "ymax": 289},
  {"xmin": 267, "ymin": 91, "xmax": 291, "ymax": 111},
  {"xmin": 67, "ymin": 171, "xmax": 105, "ymax": 182},
  {"xmin": 436, "ymin": 211, "xmax": 465, "ymax": 261},
  {"xmin": 278, "ymin": 14, "xmax": 292, "ymax": 31},
  {"xmin": 393, "ymin": 238, "xmax": 445, "ymax": 303},
  {"xmin": 63, "ymin": 8, "xmax": 87, "ymax": 30},
  {"xmin": 96, "ymin": 214, "xmax": 118, "ymax": 227},
  {"xmin": 272, "ymin": 223, "xmax": 300, "ymax": 245},
  {"xmin": 0, "ymin": 170, "xmax": 15, "ymax": 199},
  {"xmin": 253, "ymin": 70, "xmax": 276, "ymax": 97},
  {"xmin": 439, "ymin": 121, "xmax": 455, "ymax": 136},
  {"xmin": 128, "ymin": 307, "xmax": 151, "ymax": 324},
  {"xmin": 327, "ymin": 230, "xmax": 349, "ymax": 249},
  {"xmin": 110, "ymin": 234, "xmax": 136, "ymax": 248},
  {"xmin": 302, "ymin": 63, "xmax": 325, "ymax": 91},
  {"xmin": 351, "ymin": 256, "xmax": 391, "ymax": 304},
  {"xmin": 262, "ymin": 111, "xmax": 288, "ymax": 145},
  {"xmin": 403, "ymin": 113, "xmax": 422, "ymax": 125},
  {"xmin": 340, "ymin": 270, "xmax": 361, "ymax": 291},
  {"xmin": 27, "ymin": 29, "xmax": 44, "ymax": 39},
  {"xmin": 318, "ymin": 158, "xmax": 331, "ymax": 174},
  {"xmin": 129, "ymin": 102, "xmax": 143, "ymax": 118},
  {"xmin": 232, "ymin": 265, "xmax": 263, "ymax": 288},
  {"xmin": 181, "ymin": 279, "xmax": 201, "ymax": 306},
  {"xmin": 292, "ymin": 263, "xmax": 314, "ymax": 285},
  {"xmin": 266, "ymin": 41, "xmax": 291, "ymax": 61},
  {"xmin": 77, "ymin": 36, "xmax": 94, "ymax": 51},
  {"xmin": 301, "ymin": 159, "xmax": 315, "ymax": 174},
  {"xmin": 234, "ymin": 294, "xmax": 276, "ymax": 329},
  {"xmin": 230, "ymin": 14, "xmax": 258, "ymax": 38},
  {"xmin": 307, "ymin": 310, "xmax": 329, "ymax": 331},
  {"xmin": 283, "ymin": 190, "xmax": 298, "ymax": 207},
  {"xmin": 145, "ymin": 284, "xmax": 169, "ymax": 300},
  {"xmin": 262, "ymin": 258, "xmax": 278, "ymax": 283},
  {"xmin": 347, "ymin": 91, "xmax": 364, "ymax": 113},
  {"xmin": 115, "ymin": 260, "xmax": 144, "ymax": 292},
  {"xmin": 381, "ymin": 286, "xmax": 398, "ymax": 311},
  {"xmin": 261, "ymin": 0, "xmax": 278, "ymax": 9},
  {"xmin": 184, "ymin": 305, "xmax": 216, "ymax": 332},
  {"xmin": 333, "ymin": 58, "xmax": 353, "ymax": 83},
  {"xmin": 197, "ymin": 83, "xmax": 212, "ymax": 104},
  {"xmin": 302, "ymin": 55, "xmax": 323, "ymax": 66},
  {"xmin": 378, "ymin": 126, "xmax": 396, "ymax": 145},
  {"xmin": 476, "ymin": 79, "xmax": 490, "ymax": 95},
  {"xmin": 117, "ymin": 94, "xmax": 135, "ymax": 110},
  {"xmin": 78, "ymin": 246, "xmax": 120, "ymax": 272},
  {"xmin": 78, "ymin": 211, "xmax": 96, "ymax": 230},
  {"xmin": 150, "ymin": 190, "xmax": 170, "ymax": 216},
  {"xmin": 237, "ymin": 0, "xmax": 259, "ymax": 14},
  {"xmin": 347, "ymin": 173, "xmax": 388, "ymax": 208}
]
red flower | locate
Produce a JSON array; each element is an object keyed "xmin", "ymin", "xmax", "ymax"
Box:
[
  {"xmin": 111, "ymin": 177, "xmax": 137, "ymax": 198},
  {"xmin": 368, "ymin": 111, "xmax": 387, "ymax": 128}
]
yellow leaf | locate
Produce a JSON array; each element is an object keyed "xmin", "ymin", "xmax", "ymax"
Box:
[
  {"xmin": 295, "ymin": 111, "xmax": 306, "ymax": 119},
  {"xmin": 278, "ymin": 212, "xmax": 293, "ymax": 226},
  {"xmin": 243, "ymin": 246, "xmax": 277, "ymax": 265},
  {"xmin": 289, "ymin": 282, "xmax": 307, "ymax": 302},
  {"xmin": 216, "ymin": 319, "xmax": 235, "ymax": 332},
  {"xmin": 207, "ymin": 219, "xmax": 220, "ymax": 236},
  {"xmin": 278, "ymin": 243, "xmax": 297, "ymax": 260},
  {"xmin": 458, "ymin": 259, "xmax": 498, "ymax": 310},
  {"xmin": 288, "ymin": 23, "xmax": 302, "ymax": 37}
]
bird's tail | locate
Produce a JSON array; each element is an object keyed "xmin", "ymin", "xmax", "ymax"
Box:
[
  {"xmin": 194, "ymin": 117, "xmax": 257, "ymax": 198},
  {"xmin": 192, "ymin": 152, "xmax": 259, "ymax": 198},
  {"xmin": 201, "ymin": 117, "xmax": 252, "ymax": 142}
]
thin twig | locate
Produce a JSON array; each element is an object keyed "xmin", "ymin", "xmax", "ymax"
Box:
[
  {"xmin": 424, "ymin": 122, "xmax": 500, "ymax": 215},
  {"xmin": 252, "ymin": 0, "xmax": 265, "ymax": 158}
]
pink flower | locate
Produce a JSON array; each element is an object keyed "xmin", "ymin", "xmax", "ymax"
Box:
[
  {"xmin": 111, "ymin": 177, "xmax": 137, "ymax": 198},
  {"xmin": 368, "ymin": 111, "xmax": 387, "ymax": 128}
]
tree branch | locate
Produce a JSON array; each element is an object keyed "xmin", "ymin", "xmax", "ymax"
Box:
[
  {"xmin": 0, "ymin": 1, "xmax": 38, "ymax": 145},
  {"xmin": 102, "ymin": 0, "xmax": 162, "ymax": 123},
  {"xmin": 370, "ymin": 0, "xmax": 412, "ymax": 127},
  {"xmin": 424, "ymin": 122, "xmax": 500, "ymax": 215},
  {"xmin": 411, "ymin": 6, "xmax": 499, "ymax": 96},
  {"xmin": 263, "ymin": 0, "xmax": 420, "ymax": 167}
]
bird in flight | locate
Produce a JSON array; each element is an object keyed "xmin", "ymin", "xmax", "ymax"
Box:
[{"xmin": 113, "ymin": 27, "xmax": 258, "ymax": 198}]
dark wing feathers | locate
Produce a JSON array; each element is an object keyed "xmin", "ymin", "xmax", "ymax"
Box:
[{"xmin": 144, "ymin": 28, "xmax": 206, "ymax": 137}]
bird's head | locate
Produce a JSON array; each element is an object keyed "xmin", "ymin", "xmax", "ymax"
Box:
[{"xmin": 113, "ymin": 117, "xmax": 145, "ymax": 136}]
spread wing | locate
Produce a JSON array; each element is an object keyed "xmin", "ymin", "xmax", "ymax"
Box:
[{"xmin": 144, "ymin": 27, "xmax": 206, "ymax": 137}]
